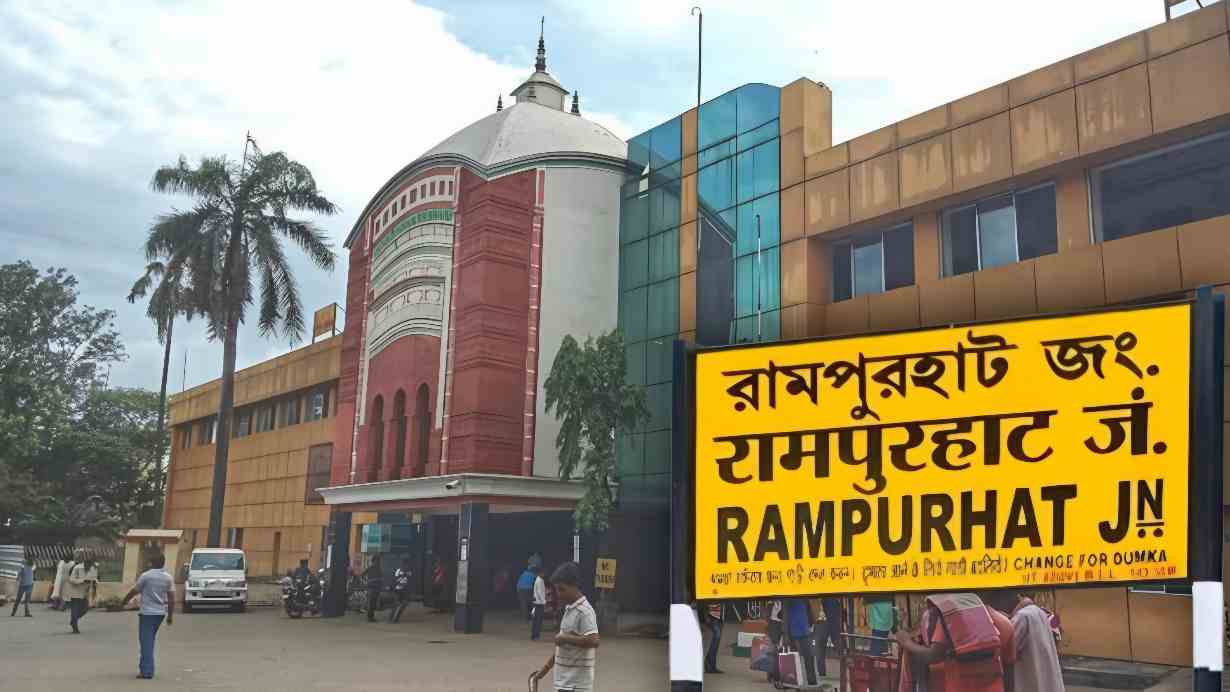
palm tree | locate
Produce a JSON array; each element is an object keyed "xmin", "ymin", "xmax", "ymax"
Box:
[
  {"xmin": 143, "ymin": 138, "xmax": 337, "ymax": 547},
  {"xmin": 127, "ymin": 259, "xmax": 190, "ymax": 508}
]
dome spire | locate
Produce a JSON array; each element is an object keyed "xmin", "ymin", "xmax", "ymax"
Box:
[
  {"xmin": 535, "ymin": 16, "xmax": 547, "ymax": 72},
  {"xmin": 571, "ymin": 91, "xmax": 580, "ymax": 115},
  {"xmin": 496, "ymin": 94, "xmax": 503, "ymax": 112}
]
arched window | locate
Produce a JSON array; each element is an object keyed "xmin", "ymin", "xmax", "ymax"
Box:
[
  {"xmin": 368, "ymin": 396, "xmax": 384, "ymax": 482},
  {"xmin": 392, "ymin": 390, "xmax": 407, "ymax": 478},
  {"xmin": 414, "ymin": 384, "xmax": 431, "ymax": 475}
]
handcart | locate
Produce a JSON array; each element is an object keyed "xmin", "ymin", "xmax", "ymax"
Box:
[
  {"xmin": 528, "ymin": 671, "xmax": 539, "ymax": 692},
  {"xmin": 837, "ymin": 633, "xmax": 900, "ymax": 692}
]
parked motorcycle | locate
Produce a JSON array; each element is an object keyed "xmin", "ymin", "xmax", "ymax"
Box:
[{"xmin": 284, "ymin": 573, "xmax": 322, "ymax": 618}]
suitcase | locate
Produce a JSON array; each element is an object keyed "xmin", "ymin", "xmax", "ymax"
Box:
[{"xmin": 778, "ymin": 650, "xmax": 806, "ymax": 687}]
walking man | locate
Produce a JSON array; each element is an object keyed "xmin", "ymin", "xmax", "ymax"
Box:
[
  {"xmin": 985, "ymin": 591, "xmax": 1065, "ymax": 691},
  {"xmin": 10, "ymin": 557, "xmax": 34, "ymax": 617},
  {"xmin": 517, "ymin": 563, "xmax": 536, "ymax": 620},
  {"xmin": 121, "ymin": 552, "xmax": 175, "ymax": 680},
  {"xmin": 364, "ymin": 555, "xmax": 384, "ymax": 622},
  {"xmin": 530, "ymin": 565, "xmax": 547, "ymax": 640},
  {"xmin": 701, "ymin": 601, "xmax": 724, "ymax": 674},
  {"xmin": 532, "ymin": 562, "xmax": 600, "ymax": 692},
  {"xmin": 388, "ymin": 558, "xmax": 412, "ymax": 623},
  {"xmin": 65, "ymin": 551, "xmax": 98, "ymax": 634}
]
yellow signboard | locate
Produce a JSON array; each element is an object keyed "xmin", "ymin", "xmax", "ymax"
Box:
[
  {"xmin": 596, "ymin": 558, "xmax": 617, "ymax": 590},
  {"xmin": 692, "ymin": 304, "xmax": 1192, "ymax": 599}
]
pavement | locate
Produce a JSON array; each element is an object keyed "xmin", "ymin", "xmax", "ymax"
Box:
[
  {"xmin": 0, "ymin": 604, "xmax": 1201, "ymax": 691},
  {"xmin": 0, "ymin": 603, "xmax": 666, "ymax": 691}
]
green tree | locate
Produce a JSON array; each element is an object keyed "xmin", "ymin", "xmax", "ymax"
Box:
[
  {"xmin": 543, "ymin": 330, "xmax": 648, "ymax": 532},
  {"xmin": 143, "ymin": 138, "xmax": 337, "ymax": 546},
  {"xmin": 0, "ymin": 262, "xmax": 125, "ymax": 474},
  {"xmin": 127, "ymin": 259, "xmax": 192, "ymax": 512}
]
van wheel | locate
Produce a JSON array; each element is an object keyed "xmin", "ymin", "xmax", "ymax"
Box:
[{"xmin": 232, "ymin": 603, "xmax": 246, "ymax": 613}]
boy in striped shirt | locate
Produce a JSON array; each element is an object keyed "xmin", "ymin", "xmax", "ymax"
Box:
[{"xmin": 533, "ymin": 562, "xmax": 600, "ymax": 692}]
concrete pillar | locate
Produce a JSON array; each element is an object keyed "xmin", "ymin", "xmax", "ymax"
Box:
[
  {"xmin": 322, "ymin": 511, "xmax": 352, "ymax": 617},
  {"xmin": 453, "ymin": 502, "xmax": 489, "ymax": 634},
  {"xmin": 121, "ymin": 540, "xmax": 141, "ymax": 583}
]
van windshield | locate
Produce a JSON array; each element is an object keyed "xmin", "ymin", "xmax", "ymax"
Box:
[{"xmin": 191, "ymin": 554, "xmax": 244, "ymax": 571}]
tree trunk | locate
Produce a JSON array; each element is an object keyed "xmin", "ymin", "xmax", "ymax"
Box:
[
  {"xmin": 206, "ymin": 313, "xmax": 239, "ymax": 547},
  {"xmin": 155, "ymin": 316, "xmax": 173, "ymax": 514}
]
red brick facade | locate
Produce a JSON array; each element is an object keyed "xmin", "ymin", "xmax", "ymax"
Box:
[{"xmin": 440, "ymin": 168, "xmax": 538, "ymax": 475}]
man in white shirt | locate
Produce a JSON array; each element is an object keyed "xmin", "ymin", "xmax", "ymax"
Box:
[
  {"xmin": 530, "ymin": 565, "xmax": 547, "ymax": 640},
  {"xmin": 534, "ymin": 562, "xmax": 600, "ymax": 692},
  {"xmin": 122, "ymin": 552, "xmax": 175, "ymax": 680}
]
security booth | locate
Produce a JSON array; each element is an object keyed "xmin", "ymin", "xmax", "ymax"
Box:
[
  {"xmin": 319, "ymin": 472, "xmax": 586, "ymax": 632},
  {"xmin": 669, "ymin": 293, "xmax": 1224, "ymax": 691}
]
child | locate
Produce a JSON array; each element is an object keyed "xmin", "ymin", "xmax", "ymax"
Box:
[{"xmin": 533, "ymin": 562, "xmax": 600, "ymax": 692}]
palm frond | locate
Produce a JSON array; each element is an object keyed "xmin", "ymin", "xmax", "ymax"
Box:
[
  {"xmin": 149, "ymin": 155, "xmax": 232, "ymax": 199},
  {"xmin": 269, "ymin": 217, "xmax": 335, "ymax": 271}
]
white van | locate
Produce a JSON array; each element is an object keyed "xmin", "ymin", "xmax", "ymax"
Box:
[{"xmin": 183, "ymin": 548, "xmax": 248, "ymax": 613}]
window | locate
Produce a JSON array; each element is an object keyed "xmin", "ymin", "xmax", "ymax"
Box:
[
  {"xmin": 411, "ymin": 188, "xmax": 417, "ymax": 203},
  {"xmin": 233, "ymin": 409, "xmax": 252, "ymax": 438},
  {"xmin": 383, "ymin": 209, "xmax": 389, "ymax": 223},
  {"xmin": 941, "ymin": 184, "xmax": 1057, "ymax": 276},
  {"xmin": 400, "ymin": 194, "xmax": 405, "ymax": 208},
  {"xmin": 1093, "ymin": 129, "xmax": 1230, "ymax": 242},
  {"xmin": 833, "ymin": 223, "xmax": 915, "ymax": 301},
  {"xmin": 448, "ymin": 181, "xmax": 454, "ymax": 196},
  {"xmin": 420, "ymin": 184, "xmax": 426, "ymax": 198},
  {"xmin": 199, "ymin": 417, "xmax": 216, "ymax": 446},
  {"xmin": 1130, "ymin": 583, "xmax": 1192, "ymax": 595},
  {"xmin": 306, "ymin": 387, "xmax": 329, "ymax": 421},
  {"xmin": 254, "ymin": 404, "xmax": 275, "ymax": 433},
  {"xmin": 305, "ymin": 444, "xmax": 333, "ymax": 504},
  {"xmin": 179, "ymin": 425, "xmax": 192, "ymax": 449},
  {"xmin": 284, "ymin": 396, "xmax": 301, "ymax": 427}
]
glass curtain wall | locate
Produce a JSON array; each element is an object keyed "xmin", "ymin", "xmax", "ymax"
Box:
[{"xmin": 616, "ymin": 83, "xmax": 781, "ymax": 507}]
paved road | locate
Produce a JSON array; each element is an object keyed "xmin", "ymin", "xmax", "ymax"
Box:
[
  {"xmin": 0, "ymin": 604, "xmax": 666, "ymax": 691},
  {"xmin": 0, "ymin": 603, "xmax": 1196, "ymax": 691}
]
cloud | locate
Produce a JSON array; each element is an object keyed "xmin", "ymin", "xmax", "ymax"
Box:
[{"xmin": 0, "ymin": 0, "xmax": 540, "ymax": 393}]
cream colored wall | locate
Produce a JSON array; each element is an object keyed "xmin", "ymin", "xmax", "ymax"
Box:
[{"xmin": 164, "ymin": 336, "xmax": 342, "ymax": 578}]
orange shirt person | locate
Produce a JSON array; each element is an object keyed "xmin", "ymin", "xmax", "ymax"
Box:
[{"xmin": 896, "ymin": 593, "xmax": 1016, "ymax": 692}]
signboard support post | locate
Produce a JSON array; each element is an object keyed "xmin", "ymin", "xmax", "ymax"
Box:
[
  {"xmin": 670, "ymin": 339, "xmax": 703, "ymax": 691},
  {"xmin": 1192, "ymin": 287, "xmax": 1224, "ymax": 691}
]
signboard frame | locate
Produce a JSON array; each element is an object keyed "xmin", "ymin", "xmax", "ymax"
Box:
[{"xmin": 671, "ymin": 295, "xmax": 1223, "ymax": 606}]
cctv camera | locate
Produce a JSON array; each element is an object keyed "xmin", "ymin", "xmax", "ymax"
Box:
[{"xmin": 444, "ymin": 480, "xmax": 461, "ymax": 490}]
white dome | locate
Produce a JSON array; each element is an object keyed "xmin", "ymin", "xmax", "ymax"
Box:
[{"xmin": 417, "ymin": 101, "xmax": 626, "ymax": 169}]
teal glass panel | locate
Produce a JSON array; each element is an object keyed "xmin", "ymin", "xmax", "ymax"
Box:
[
  {"xmin": 622, "ymin": 176, "xmax": 645, "ymax": 200},
  {"xmin": 645, "ymin": 337, "xmax": 674, "ymax": 385},
  {"xmin": 737, "ymin": 139, "xmax": 780, "ymax": 204},
  {"xmin": 620, "ymin": 286, "xmax": 648, "ymax": 343},
  {"xmin": 625, "ymin": 341, "xmax": 646, "ymax": 387},
  {"xmin": 698, "ymin": 90, "xmax": 737, "ymax": 151},
  {"xmin": 642, "ymin": 473, "xmax": 672, "ymax": 503},
  {"xmin": 735, "ymin": 193, "xmax": 780, "ymax": 257},
  {"xmin": 762, "ymin": 308, "xmax": 780, "ymax": 341},
  {"xmin": 616, "ymin": 432, "xmax": 644, "ymax": 478},
  {"xmin": 648, "ymin": 228, "xmax": 679, "ymax": 282},
  {"xmin": 649, "ymin": 117, "xmax": 682, "ymax": 171},
  {"xmin": 737, "ymin": 119, "xmax": 778, "ymax": 152},
  {"xmin": 650, "ymin": 184, "xmax": 681, "ymax": 234},
  {"xmin": 760, "ymin": 247, "xmax": 780, "ymax": 311},
  {"xmin": 698, "ymin": 158, "xmax": 735, "ymax": 213},
  {"xmin": 621, "ymin": 239, "xmax": 648, "ymax": 289},
  {"xmin": 645, "ymin": 382, "xmax": 672, "ymax": 431},
  {"xmin": 643, "ymin": 430, "xmax": 672, "ymax": 474},
  {"xmin": 733, "ymin": 314, "xmax": 757, "ymax": 343},
  {"xmin": 628, "ymin": 133, "xmax": 651, "ymax": 177},
  {"xmin": 698, "ymin": 138, "xmax": 735, "ymax": 168},
  {"xmin": 621, "ymin": 192, "xmax": 649, "ymax": 245},
  {"xmin": 735, "ymin": 254, "xmax": 756, "ymax": 318},
  {"xmin": 736, "ymin": 83, "xmax": 780, "ymax": 134},
  {"xmin": 647, "ymin": 278, "xmax": 679, "ymax": 339}
]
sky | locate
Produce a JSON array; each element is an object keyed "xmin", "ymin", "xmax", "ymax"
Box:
[{"xmin": 0, "ymin": 0, "xmax": 1199, "ymax": 393}]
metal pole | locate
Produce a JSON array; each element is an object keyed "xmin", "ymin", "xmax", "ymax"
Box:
[
  {"xmin": 1191, "ymin": 286, "xmax": 1224, "ymax": 690},
  {"xmin": 691, "ymin": 7, "xmax": 702, "ymax": 107}
]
